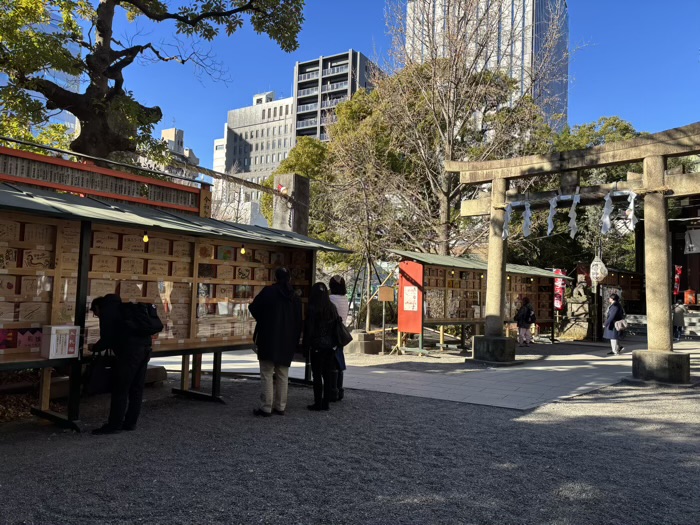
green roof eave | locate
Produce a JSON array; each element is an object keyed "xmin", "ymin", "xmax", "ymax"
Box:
[
  {"xmin": 387, "ymin": 249, "xmax": 572, "ymax": 279},
  {"xmin": 0, "ymin": 182, "xmax": 350, "ymax": 253}
]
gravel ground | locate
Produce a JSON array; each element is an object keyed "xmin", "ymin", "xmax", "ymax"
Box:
[{"xmin": 1, "ymin": 375, "xmax": 699, "ymax": 525}]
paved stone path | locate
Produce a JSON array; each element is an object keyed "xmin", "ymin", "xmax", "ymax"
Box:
[{"xmin": 151, "ymin": 339, "xmax": 699, "ymax": 411}]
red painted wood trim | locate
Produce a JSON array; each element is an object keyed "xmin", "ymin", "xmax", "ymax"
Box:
[
  {"xmin": 0, "ymin": 172, "xmax": 199, "ymax": 213},
  {"xmin": 0, "ymin": 146, "xmax": 201, "ymax": 194}
]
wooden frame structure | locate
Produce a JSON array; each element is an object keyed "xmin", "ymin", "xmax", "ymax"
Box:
[
  {"xmin": 0, "ymin": 150, "xmax": 345, "ymax": 429},
  {"xmin": 392, "ymin": 250, "xmax": 570, "ymax": 352}
]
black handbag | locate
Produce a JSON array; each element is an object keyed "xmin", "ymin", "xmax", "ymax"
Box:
[
  {"xmin": 335, "ymin": 317, "xmax": 353, "ymax": 348},
  {"xmin": 84, "ymin": 349, "xmax": 116, "ymax": 395}
]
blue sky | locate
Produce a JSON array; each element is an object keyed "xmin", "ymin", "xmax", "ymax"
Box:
[{"xmin": 115, "ymin": 0, "xmax": 700, "ymax": 168}]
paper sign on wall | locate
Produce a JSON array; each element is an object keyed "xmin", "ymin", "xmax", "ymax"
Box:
[{"xmin": 404, "ymin": 286, "xmax": 418, "ymax": 312}]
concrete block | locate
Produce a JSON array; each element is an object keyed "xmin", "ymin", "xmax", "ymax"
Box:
[
  {"xmin": 345, "ymin": 331, "xmax": 383, "ymax": 354},
  {"xmin": 351, "ymin": 330, "xmax": 375, "ymax": 342},
  {"xmin": 632, "ymin": 350, "xmax": 690, "ymax": 384},
  {"xmin": 472, "ymin": 336, "xmax": 516, "ymax": 363}
]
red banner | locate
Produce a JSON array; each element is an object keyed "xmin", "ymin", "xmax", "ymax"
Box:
[
  {"xmin": 398, "ymin": 261, "xmax": 424, "ymax": 334},
  {"xmin": 674, "ymin": 265, "xmax": 682, "ymax": 296},
  {"xmin": 554, "ymin": 269, "xmax": 566, "ymax": 311}
]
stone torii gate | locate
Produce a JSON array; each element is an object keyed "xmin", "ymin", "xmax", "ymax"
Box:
[{"xmin": 446, "ymin": 122, "xmax": 700, "ymax": 383}]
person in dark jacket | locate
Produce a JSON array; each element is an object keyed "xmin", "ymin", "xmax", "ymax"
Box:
[
  {"xmin": 328, "ymin": 275, "xmax": 349, "ymax": 402},
  {"xmin": 303, "ymin": 282, "xmax": 340, "ymax": 411},
  {"xmin": 673, "ymin": 300, "xmax": 688, "ymax": 341},
  {"xmin": 603, "ymin": 293, "xmax": 625, "ymax": 355},
  {"xmin": 91, "ymin": 294, "xmax": 152, "ymax": 434},
  {"xmin": 514, "ymin": 297, "xmax": 534, "ymax": 347},
  {"xmin": 249, "ymin": 267, "xmax": 303, "ymax": 417}
]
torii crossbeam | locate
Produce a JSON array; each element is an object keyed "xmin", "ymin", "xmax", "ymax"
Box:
[{"xmin": 446, "ymin": 122, "xmax": 700, "ymax": 383}]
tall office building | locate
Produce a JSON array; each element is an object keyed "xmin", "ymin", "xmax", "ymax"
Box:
[
  {"xmin": 405, "ymin": 0, "xmax": 569, "ymax": 125},
  {"xmin": 212, "ymin": 92, "xmax": 295, "ymax": 224},
  {"xmin": 293, "ymin": 49, "xmax": 377, "ymax": 142}
]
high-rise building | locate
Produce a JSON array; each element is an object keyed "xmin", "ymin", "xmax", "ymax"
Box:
[
  {"xmin": 405, "ymin": 0, "xmax": 569, "ymax": 125},
  {"xmin": 212, "ymin": 92, "xmax": 294, "ymax": 224},
  {"xmin": 293, "ymin": 49, "xmax": 377, "ymax": 142},
  {"xmin": 213, "ymin": 92, "xmax": 294, "ymax": 187}
]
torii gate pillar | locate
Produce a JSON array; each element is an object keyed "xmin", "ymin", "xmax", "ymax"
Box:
[
  {"xmin": 472, "ymin": 177, "xmax": 517, "ymax": 362},
  {"xmin": 632, "ymin": 156, "xmax": 689, "ymax": 383}
]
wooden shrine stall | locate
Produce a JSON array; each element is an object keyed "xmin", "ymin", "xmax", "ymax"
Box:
[
  {"xmin": 0, "ymin": 149, "xmax": 346, "ymax": 429},
  {"xmin": 391, "ymin": 250, "xmax": 570, "ymax": 352}
]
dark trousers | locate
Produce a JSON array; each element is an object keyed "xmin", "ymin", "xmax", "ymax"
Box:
[
  {"xmin": 310, "ymin": 348, "xmax": 337, "ymax": 408},
  {"xmin": 336, "ymin": 370, "xmax": 344, "ymax": 399},
  {"xmin": 674, "ymin": 325, "xmax": 683, "ymax": 340},
  {"xmin": 108, "ymin": 345, "xmax": 151, "ymax": 429}
]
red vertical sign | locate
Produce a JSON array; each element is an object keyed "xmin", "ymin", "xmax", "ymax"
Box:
[
  {"xmin": 398, "ymin": 261, "xmax": 424, "ymax": 334},
  {"xmin": 674, "ymin": 265, "xmax": 682, "ymax": 296},
  {"xmin": 554, "ymin": 269, "xmax": 566, "ymax": 311}
]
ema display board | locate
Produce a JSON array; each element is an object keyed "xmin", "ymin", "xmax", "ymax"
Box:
[
  {"xmin": 0, "ymin": 214, "xmax": 64, "ymax": 360},
  {"xmin": 408, "ymin": 263, "xmax": 556, "ymax": 325},
  {"xmin": 0, "ymin": 210, "xmax": 314, "ymax": 365},
  {"xmin": 83, "ymin": 226, "xmax": 312, "ymax": 353}
]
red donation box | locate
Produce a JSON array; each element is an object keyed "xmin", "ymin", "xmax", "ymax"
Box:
[{"xmin": 398, "ymin": 261, "xmax": 423, "ymax": 334}]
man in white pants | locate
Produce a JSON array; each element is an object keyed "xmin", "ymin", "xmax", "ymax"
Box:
[{"xmin": 249, "ymin": 267, "xmax": 302, "ymax": 416}]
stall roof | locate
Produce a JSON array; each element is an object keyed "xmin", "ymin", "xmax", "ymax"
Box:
[
  {"xmin": 388, "ymin": 249, "xmax": 572, "ymax": 279},
  {"xmin": 0, "ymin": 182, "xmax": 349, "ymax": 252}
]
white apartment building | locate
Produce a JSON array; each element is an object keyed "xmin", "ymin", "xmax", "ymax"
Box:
[{"xmin": 405, "ymin": 0, "xmax": 569, "ymax": 125}]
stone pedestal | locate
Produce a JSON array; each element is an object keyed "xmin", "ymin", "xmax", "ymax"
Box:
[
  {"xmin": 345, "ymin": 330, "xmax": 383, "ymax": 355},
  {"xmin": 472, "ymin": 336, "xmax": 516, "ymax": 363},
  {"xmin": 632, "ymin": 350, "xmax": 690, "ymax": 384},
  {"xmin": 272, "ymin": 173, "xmax": 310, "ymax": 235}
]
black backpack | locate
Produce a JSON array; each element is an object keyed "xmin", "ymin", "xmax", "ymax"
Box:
[{"xmin": 121, "ymin": 302, "xmax": 164, "ymax": 337}]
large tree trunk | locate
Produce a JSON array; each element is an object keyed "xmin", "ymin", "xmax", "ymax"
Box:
[{"xmin": 69, "ymin": 96, "xmax": 162, "ymax": 158}]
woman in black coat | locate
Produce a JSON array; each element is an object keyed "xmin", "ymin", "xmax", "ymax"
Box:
[
  {"xmin": 603, "ymin": 293, "xmax": 625, "ymax": 355},
  {"xmin": 303, "ymin": 282, "xmax": 340, "ymax": 411}
]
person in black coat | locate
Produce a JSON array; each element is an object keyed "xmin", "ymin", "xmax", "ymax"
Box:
[
  {"xmin": 603, "ymin": 293, "xmax": 625, "ymax": 356},
  {"xmin": 91, "ymin": 294, "xmax": 152, "ymax": 434},
  {"xmin": 514, "ymin": 297, "xmax": 535, "ymax": 347},
  {"xmin": 249, "ymin": 267, "xmax": 302, "ymax": 416},
  {"xmin": 303, "ymin": 282, "xmax": 340, "ymax": 411}
]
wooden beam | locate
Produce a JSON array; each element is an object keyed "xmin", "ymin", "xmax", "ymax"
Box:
[{"xmin": 447, "ymin": 122, "xmax": 700, "ymax": 184}]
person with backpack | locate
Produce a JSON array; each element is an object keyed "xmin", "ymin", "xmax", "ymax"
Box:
[
  {"xmin": 248, "ymin": 267, "xmax": 303, "ymax": 417},
  {"xmin": 90, "ymin": 294, "xmax": 161, "ymax": 434},
  {"xmin": 604, "ymin": 293, "xmax": 625, "ymax": 356},
  {"xmin": 515, "ymin": 297, "xmax": 535, "ymax": 347}
]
